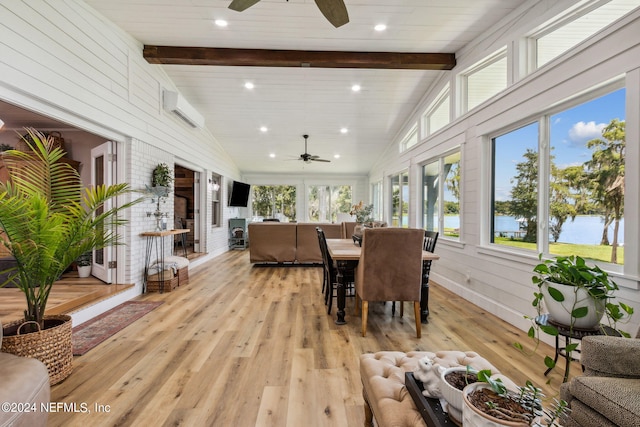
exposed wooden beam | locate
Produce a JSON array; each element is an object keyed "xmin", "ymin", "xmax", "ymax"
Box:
[{"xmin": 143, "ymin": 45, "xmax": 456, "ymax": 70}]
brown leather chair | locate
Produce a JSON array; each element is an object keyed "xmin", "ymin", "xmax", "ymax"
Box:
[{"xmin": 355, "ymin": 228, "xmax": 425, "ymax": 338}]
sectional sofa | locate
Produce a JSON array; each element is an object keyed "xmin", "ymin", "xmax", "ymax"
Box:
[{"xmin": 248, "ymin": 222, "xmax": 350, "ymax": 264}]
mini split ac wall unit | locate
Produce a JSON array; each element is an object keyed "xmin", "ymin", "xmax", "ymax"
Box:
[{"xmin": 163, "ymin": 90, "xmax": 205, "ymax": 128}]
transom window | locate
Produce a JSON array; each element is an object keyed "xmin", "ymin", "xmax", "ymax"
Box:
[{"xmin": 462, "ymin": 50, "xmax": 507, "ymax": 112}]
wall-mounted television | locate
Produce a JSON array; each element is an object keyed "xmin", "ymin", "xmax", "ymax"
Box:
[{"xmin": 228, "ymin": 181, "xmax": 251, "ymax": 207}]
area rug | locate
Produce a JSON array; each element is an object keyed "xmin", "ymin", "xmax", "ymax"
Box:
[{"xmin": 72, "ymin": 301, "xmax": 163, "ymax": 355}]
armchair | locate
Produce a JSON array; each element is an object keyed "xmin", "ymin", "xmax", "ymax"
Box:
[{"xmin": 560, "ymin": 330, "xmax": 640, "ymax": 427}]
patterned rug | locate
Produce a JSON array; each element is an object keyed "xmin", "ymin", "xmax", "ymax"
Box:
[{"xmin": 72, "ymin": 301, "xmax": 163, "ymax": 355}]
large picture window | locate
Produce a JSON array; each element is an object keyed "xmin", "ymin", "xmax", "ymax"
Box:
[
  {"xmin": 308, "ymin": 185, "xmax": 352, "ymax": 222},
  {"xmin": 423, "ymin": 151, "xmax": 461, "ymax": 239},
  {"xmin": 252, "ymin": 185, "xmax": 297, "ymax": 222},
  {"xmin": 490, "ymin": 87, "xmax": 626, "ymax": 265}
]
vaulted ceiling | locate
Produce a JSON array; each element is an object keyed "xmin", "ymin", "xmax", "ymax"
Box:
[{"xmin": 49, "ymin": 1, "xmax": 534, "ymax": 174}]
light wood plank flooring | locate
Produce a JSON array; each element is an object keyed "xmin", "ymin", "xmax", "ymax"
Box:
[{"xmin": 47, "ymin": 250, "xmax": 576, "ymax": 426}]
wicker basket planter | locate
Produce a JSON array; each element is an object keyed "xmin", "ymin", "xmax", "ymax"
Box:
[
  {"xmin": 146, "ymin": 271, "xmax": 179, "ymax": 292},
  {"xmin": 1, "ymin": 314, "xmax": 73, "ymax": 385}
]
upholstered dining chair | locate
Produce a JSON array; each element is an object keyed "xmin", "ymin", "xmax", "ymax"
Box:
[{"xmin": 355, "ymin": 227, "xmax": 425, "ymax": 337}]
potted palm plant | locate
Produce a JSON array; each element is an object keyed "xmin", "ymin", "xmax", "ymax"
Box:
[{"xmin": 0, "ymin": 128, "xmax": 140, "ymax": 384}]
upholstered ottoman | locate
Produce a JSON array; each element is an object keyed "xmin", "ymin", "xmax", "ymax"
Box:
[{"xmin": 359, "ymin": 350, "xmax": 505, "ymax": 427}]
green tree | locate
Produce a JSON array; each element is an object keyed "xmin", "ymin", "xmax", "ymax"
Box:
[
  {"xmin": 585, "ymin": 119, "xmax": 625, "ymax": 263},
  {"xmin": 509, "ymin": 149, "xmax": 538, "ymax": 242},
  {"xmin": 252, "ymin": 185, "xmax": 297, "ymax": 221},
  {"xmin": 549, "ymin": 162, "xmax": 577, "ymax": 242}
]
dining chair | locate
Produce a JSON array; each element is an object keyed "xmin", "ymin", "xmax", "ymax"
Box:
[
  {"xmin": 355, "ymin": 227, "xmax": 425, "ymax": 337},
  {"xmin": 317, "ymin": 227, "xmax": 354, "ymax": 314},
  {"xmin": 421, "ymin": 230, "xmax": 439, "ymax": 318}
]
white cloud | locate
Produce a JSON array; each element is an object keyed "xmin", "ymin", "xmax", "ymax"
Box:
[{"xmin": 568, "ymin": 121, "xmax": 605, "ymax": 143}]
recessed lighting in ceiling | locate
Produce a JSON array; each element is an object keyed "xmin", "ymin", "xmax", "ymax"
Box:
[
  {"xmin": 334, "ymin": 154, "xmax": 341, "ymax": 159},
  {"xmin": 260, "ymin": 126, "xmax": 268, "ymax": 132},
  {"xmin": 340, "ymin": 127, "xmax": 348, "ymax": 134},
  {"xmin": 351, "ymin": 84, "xmax": 361, "ymax": 92},
  {"xmin": 244, "ymin": 82, "xmax": 255, "ymax": 89},
  {"xmin": 269, "ymin": 153, "xmax": 276, "ymax": 158},
  {"xmin": 374, "ymin": 24, "xmax": 387, "ymax": 32},
  {"xmin": 214, "ymin": 19, "xmax": 228, "ymax": 27}
]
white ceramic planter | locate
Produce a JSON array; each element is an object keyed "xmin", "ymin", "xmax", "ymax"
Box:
[
  {"xmin": 462, "ymin": 383, "xmax": 529, "ymax": 427},
  {"xmin": 78, "ymin": 265, "xmax": 92, "ymax": 278},
  {"xmin": 542, "ymin": 281, "xmax": 605, "ymax": 329},
  {"xmin": 439, "ymin": 366, "xmax": 472, "ymax": 424}
]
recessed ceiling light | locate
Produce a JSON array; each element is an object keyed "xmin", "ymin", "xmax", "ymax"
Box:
[
  {"xmin": 334, "ymin": 154, "xmax": 341, "ymax": 159},
  {"xmin": 260, "ymin": 126, "xmax": 268, "ymax": 132},
  {"xmin": 215, "ymin": 19, "xmax": 228, "ymax": 27},
  {"xmin": 351, "ymin": 84, "xmax": 361, "ymax": 92},
  {"xmin": 374, "ymin": 24, "xmax": 387, "ymax": 32},
  {"xmin": 244, "ymin": 82, "xmax": 255, "ymax": 89},
  {"xmin": 340, "ymin": 127, "xmax": 348, "ymax": 134},
  {"xmin": 269, "ymin": 153, "xmax": 276, "ymax": 158}
]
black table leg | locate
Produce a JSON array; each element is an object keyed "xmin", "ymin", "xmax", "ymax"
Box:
[
  {"xmin": 335, "ymin": 260, "xmax": 347, "ymax": 325},
  {"xmin": 420, "ymin": 267, "xmax": 430, "ymax": 323}
]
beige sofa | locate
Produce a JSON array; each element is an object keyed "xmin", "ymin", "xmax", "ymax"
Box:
[
  {"xmin": 0, "ymin": 321, "xmax": 51, "ymax": 427},
  {"xmin": 248, "ymin": 222, "xmax": 342, "ymax": 264}
]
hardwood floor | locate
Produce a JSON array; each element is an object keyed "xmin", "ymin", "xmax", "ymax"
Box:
[{"xmin": 48, "ymin": 250, "xmax": 577, "ymax": 426}]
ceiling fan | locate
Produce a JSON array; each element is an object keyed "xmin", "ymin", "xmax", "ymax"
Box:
[
  {"xmin": 298, "ymin": 134, "xmax": 330, "ymax": 163},
  {"xmin": 228, "ymin": 0, "xmax": 349, "ymax": 28}
]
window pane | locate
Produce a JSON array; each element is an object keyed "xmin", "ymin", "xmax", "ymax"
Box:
[
  {"xmin": 548, "ymin": 89, "xmax": 626, "ymax": 264},
  {"xmin": 422, "ymin": 161, "xmax": 439, "ymax": 232},
  {"xmin": 391, "ymin": 172, "xmax": 409, "ymax": 227},
  {"xmin": 467, "ymin": 56, "xmax": 507, "ymax": 111},
  {"xmin": 492, "ymin": 123, "xmax": 539, "ymax": 249},
  {"xmin": 429, "ymin": 95, "xmax": 450, "ymax": 134},
  {"xmin": 331, "ymin": 185, "xmax": 353, "ymax": 222},
  {"xmin": 537, "ymin": 0, "xmax": 638, "ymax": 68},
  {"xmin": 252, "ymin": 185, "xmax": 297, "ymax": 222},
  {"xmin": 372, "ymin": 181, "xmax": 382, "ymax": 221},
  {"xmin": 211, "ymin": 173, "xmax": 221, "ymax": 226},
  {"xmin": 443, "ymin": 152, "xmax": 461, "ymax": 238}
]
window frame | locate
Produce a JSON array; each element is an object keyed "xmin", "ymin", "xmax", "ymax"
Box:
[{"xmin": 459, "ymin": 48, "xmax": 508, "ymax": 114}]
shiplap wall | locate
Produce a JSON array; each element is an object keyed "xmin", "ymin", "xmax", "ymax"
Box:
[
  {"xmin": 0, "ymin": 0, "xmax": 241, "ymax": 307},
  {"xmin": 370, "ymin": 5, "xmax": 640, "ymax": 337}
]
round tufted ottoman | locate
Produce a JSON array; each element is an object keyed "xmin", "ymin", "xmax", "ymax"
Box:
[{"xmin": 359, "ymin": 350, "xmax": 504, "ymax": 427}]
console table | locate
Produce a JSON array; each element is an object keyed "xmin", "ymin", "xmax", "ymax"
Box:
[{"xmin": 141, "ymin": 229, "xmax": 189, "ymax": 293}]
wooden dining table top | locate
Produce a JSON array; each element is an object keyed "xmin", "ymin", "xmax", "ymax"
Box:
[{"xmin": 326, "ymin": 238, "xmax": 440, "ymax": 261}]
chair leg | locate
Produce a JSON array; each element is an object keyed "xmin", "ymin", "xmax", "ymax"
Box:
[
  {"xmin": 326, "ymin": 280, "xmax": 334, "ymax": 314},
  {"xmin": 400, "ymin": 301, "xmax": 404, "ymax": 318},
  {"xmin": 414, "ymin": 301, "xmax": 421, "ymax": 338},
  {"xmin": 361, "ymin": 301, "xmax": 369, "ymax": 337},
  {"xmin": 355, "ymin": 293, "xmax": 360, "ymax": 315}
]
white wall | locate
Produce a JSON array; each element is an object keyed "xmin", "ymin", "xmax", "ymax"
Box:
[
  {"xmin": 0, "ymin": 0, "xmax": 243, "ymax": 317},
  {"xmin": 370, "ymin": 4, "xmax": 640, "ymax": 337}
]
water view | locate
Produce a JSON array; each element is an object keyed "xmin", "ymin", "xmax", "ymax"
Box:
[{"xmin": 443, "ymin": 215, "xmax": 624, "ymax": 245}]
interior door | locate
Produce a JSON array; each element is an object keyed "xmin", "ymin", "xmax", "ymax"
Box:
[{"xmin": 90, "ymin": 141, "xmax": 116, "ymax": 283}]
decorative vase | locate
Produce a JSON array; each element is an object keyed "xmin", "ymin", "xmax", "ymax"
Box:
[
  {"xmin": 1, "ymin": 314, "xmax": 73, "ymax": 385},
  {"xmin": 353, "ymin": 223, "xmax": 365, "ymax": 238},
  {"xmin": 542, "ymin": 281, "xmax": 605, "ymax": 329},
  {"xmin": 462, "ymin": 383, "xmax": 530, "ymax": 427}
]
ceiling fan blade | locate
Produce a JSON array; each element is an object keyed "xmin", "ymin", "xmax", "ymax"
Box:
[
  {"xmin": 314, "ymin": 0, "xmax": 349, "ymax": 28},
  {"xmin": 228, "ymin": 0, "xmax": 261, "ymax": 12},
  {"xmin": 311, "ymin": 158, "xmax": 331, "ymax": 163}
]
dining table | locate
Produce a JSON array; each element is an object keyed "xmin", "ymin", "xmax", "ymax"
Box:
[{"xmin": 326, "ymin": 238, "xmax": 440, "ymax": 325}]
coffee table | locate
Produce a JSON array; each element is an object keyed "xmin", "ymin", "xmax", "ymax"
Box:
[{"xmin": 405, "ymin": 372, "xmax": 456, "ymax": 427}]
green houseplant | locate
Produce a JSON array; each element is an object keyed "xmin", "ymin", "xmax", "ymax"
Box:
[
  {"xmin": 462, "ymin": 370, "xmax": 569, "ymax": 426},
  {"xmin": 515, "ymin": 254, "xmax": 633, "ymax": 378},
  {"xmin": 0, "ymin": 128, "xmax": 140, "ymax": 383}
]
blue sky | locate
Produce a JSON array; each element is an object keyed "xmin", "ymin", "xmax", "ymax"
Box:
[{"xmin": 494, "ymin": 88, "xmax": 626, "ymax": 201}]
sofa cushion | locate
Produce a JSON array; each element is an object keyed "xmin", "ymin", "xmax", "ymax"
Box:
[
  {"xmin": 295, "ymin": 223, "xmax": 341, "ymax": 263},
  {"xmin": 570, "ymin": 376, "xmax": 640, "ymax": 426},
  {"xmin": 248, "ymin": 222, "xmax": 297, "ymax": 263}
]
